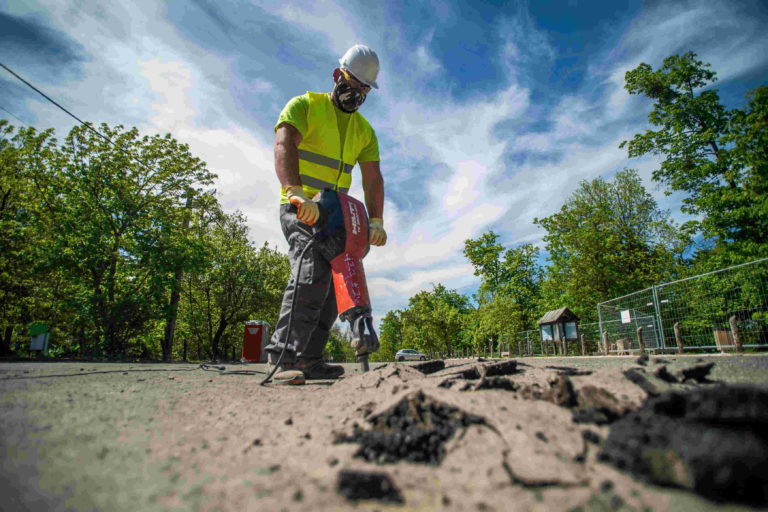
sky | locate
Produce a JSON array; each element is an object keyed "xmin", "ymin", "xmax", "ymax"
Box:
[{"xmin": 1, "ymin": 0, "xmax": 767, "ymax": 328}]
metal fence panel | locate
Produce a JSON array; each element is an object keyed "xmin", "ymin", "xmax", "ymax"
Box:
[
  {"xmin": 599, "ymin": 258, "xmax": 768, "ymax": 352},
  {"xmin": 451, "ymin": 259, "xmax": 766, "ymax": 359},
  {"xmin": 598, "ymin": 287, "xmax": 663, "ymax": 353},
  {"xmin": 655, "ymin": 259, "xmax": 768, "ymax": 350},
  {"xmin": 578, "ymin": 321, "xmax": 602, "ymax": 354}
]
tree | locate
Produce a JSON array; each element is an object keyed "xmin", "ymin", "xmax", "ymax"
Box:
[
  {"xmin": 1, "ymin": 123, "xmax": 92, "ymax": 357},
  {"xmin": 534, "ymin": 168, "xmax": 682, "ymax": 321},
  {"xmin": 399, "ymin": 284, "xmax": 471, "ymax": 357},
  {"xmin": 0, "ymin": 121, "xmax": 45, "ymax": 354},
  {"xmin": 9, "ymin": 123, "xmax": 215, "ymax": 357},
  {"xmin": 621, "ymin": 52, "xmax": 768, "ymax": 265},
  {"xmin": 464, "ymin": 232, "xmax": 543, "ymax": 349},
  {"xmin": 179, "ymin": 210, "xmax": 290, "ymax": 360},
  {"xmin": 464, "ymin": 231, "xmax": 508, "ymax": 301},
  {"xmin": 373, "ymin": 309, "xmax": 404, "ymax": 362},
  {"xmin": 1, "ymin": 119, "xmax": 294, "ymax": 361},
  {"xmin": 473, "ymin": 295, "xmax": 525, "ymax": 355}
]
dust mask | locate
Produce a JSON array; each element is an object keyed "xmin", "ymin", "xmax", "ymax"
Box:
[{"xmin": 332, "ymin": 80, "xmax": 366, "ymax": 113}]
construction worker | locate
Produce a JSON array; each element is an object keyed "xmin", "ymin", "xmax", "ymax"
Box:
[{"xmin": 265, "ymin": 45, "xmax": 387, "ymax": 385}]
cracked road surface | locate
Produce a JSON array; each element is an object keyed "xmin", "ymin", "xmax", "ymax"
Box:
[{"xmin": 1, "ymin": 354, "xmax": 767, "ymax": 511}]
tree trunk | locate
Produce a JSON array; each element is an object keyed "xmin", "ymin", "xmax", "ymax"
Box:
[
  {"xmin": 105, "ymin": 244, "xmax": 121, "ymax": 357},
  {"xmin": 211, "ymin": 314, "xmax": 228, "ymax": 360},
  {"xmin": 77, "ymin": 326, "xmax": 86, "ymax": 358},
  {"xmin": 1, "ymin": 325, "xmax": 12, "ymax": 355},
  {"xmin": 161, "ymin": 195, "xmax": 192, "ymax": 361},
  {"xmin": 161, "ymin": 267, "xmax": 183, "ymax": 361}
]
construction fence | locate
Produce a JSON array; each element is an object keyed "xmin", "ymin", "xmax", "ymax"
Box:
[
  {"xmin": 371, "ymin": 259, "xmax": 768, "ymax": 361},
  {"xmin": 598, "ymin": 257, "xmax": 768, "ymax": 354},
  {"xmin": 476, "ymin": 258, "xmax": 768, "ymax": 358},
  {"xmin": 496, "ymin": 322, "xmax": 603, "ymax": 358}
]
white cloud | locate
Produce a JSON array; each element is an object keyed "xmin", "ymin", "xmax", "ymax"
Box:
[
  {"xmin": 3, "ymin": 0, "xmax": 765, "ymax": 328},
  {"xmin": 269, "ymin": 0, "xmax": 361, "ymax": 57}
]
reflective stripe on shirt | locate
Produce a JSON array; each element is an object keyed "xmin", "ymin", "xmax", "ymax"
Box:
[{"xmin": 299, "ymin": 149, "xmax": 354, "ymax": 174}]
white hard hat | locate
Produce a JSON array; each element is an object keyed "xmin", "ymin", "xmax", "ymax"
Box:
[{"xmin": 339, "ymin": 45, "xmax": 379, "ymax": 89}]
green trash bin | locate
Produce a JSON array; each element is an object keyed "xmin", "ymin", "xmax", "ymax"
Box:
[{"xmin": 29, "ymin": 322, "xmax": 50, "ymax": 354}]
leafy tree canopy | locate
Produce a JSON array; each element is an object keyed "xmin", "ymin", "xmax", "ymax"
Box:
[
  {"xmin": 621, "ymin": 52, "xmax": 768, "ymax": 266},
  {"xmin": 534, "ymin": 168, "xmax": 682, "ymax": 321}
]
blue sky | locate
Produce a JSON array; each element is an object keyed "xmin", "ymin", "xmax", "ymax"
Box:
[{"xmin": 1, "ymin": 0, "xmax": 767, "ymax": 326}]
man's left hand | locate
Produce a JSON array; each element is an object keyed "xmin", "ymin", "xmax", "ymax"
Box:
[{"xmin": 369, "ymin": 218, "xmax": 387, "ymax": 246}]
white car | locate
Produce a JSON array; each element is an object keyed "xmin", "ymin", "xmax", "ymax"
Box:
[{"xmin": 395, "ymin": 349, "xmax": 427, "ymax": 362}]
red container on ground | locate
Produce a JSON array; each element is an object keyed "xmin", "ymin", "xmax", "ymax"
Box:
[{"xmin": 242, "ymin": 321, "xmax": 269, "ymax": 362}]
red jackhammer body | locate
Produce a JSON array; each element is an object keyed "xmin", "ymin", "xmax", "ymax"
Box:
[{"xmin": 313, "ymin": 189, "xmax": 379, "ymax": 371}]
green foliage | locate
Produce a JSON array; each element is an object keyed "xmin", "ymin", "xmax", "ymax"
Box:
[
  {"xmin": 399, "ymin": 284, "xmax": 471, "ymax": 357},
  {"xmin": 621, "ymin": 52, "xmax": 768, "ymax": 266},
  {"xmin": 323, "ymin": 325, "xmax": 357, "ymax": 363},
  {"xmin": 534, "ymin": 169, "xmax": 683, "ymax": 322},
  {"xmin": 179, "ymin": 209, "xmax": 289, "ymax": 361},
  {"xmin": 0, "ymin": 122, "xmax": 56, "ymax": 354},
  {"xmin": 24, "ymin": 123, "xmax": 216, "ymax": 357},
  {"xmin": 463, "ymin": 232, "xmax": 543, "ymax": 350},
  {"xmin": 0, "ymin": 120, "xmax": 290, "ymax": 361},
  {"xmin": 464, "ymin": 231, "xmax": 507, "ymax": 300},
  {"xmin": 372, "ymin": 309, "xmax": 404, "ymax": 362}
]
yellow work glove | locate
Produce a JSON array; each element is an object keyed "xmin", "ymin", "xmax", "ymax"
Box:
[
  {"xmin": 285, "ymin": 186, "xmax": 320, "ymax": 225},
  {"xmin": 369, "ymin": 218, "xmax": 387, "ymax": 246}
]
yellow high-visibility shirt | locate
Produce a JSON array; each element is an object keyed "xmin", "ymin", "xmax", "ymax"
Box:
[{"xmin": 274, "ymin": 92, "xmax": 379, "ymax": 204}]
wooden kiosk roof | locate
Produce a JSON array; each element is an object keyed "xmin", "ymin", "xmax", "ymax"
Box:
[{"xmin": 537, "ymin": 307, "xmax": 580, "ymax": 326}]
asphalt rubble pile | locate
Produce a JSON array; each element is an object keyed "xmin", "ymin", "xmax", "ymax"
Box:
[
  {"xmin": 335, "ymin": 390, "xmax": 487, "ymax": 464},
  {"xmin": 332, "ymin": 357, "xmax": 768, "ymax": 508}
]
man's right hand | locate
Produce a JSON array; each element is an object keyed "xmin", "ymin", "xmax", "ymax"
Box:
[{"xmin": 285, "ymin": 186, "xmax": 320, "ymax": 225}]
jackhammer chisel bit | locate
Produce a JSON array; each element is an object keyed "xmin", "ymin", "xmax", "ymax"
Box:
[{"xmin": 350, "ymin": 311, "xmax": 378, "ymax": 372}]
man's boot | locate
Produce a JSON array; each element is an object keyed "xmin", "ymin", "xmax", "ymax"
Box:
[
  {"xmin": 266, "ymin": 353, "xmax": 306, "ymax": 385},
  {"xmin": 295, "ymin": 358, "xmax": 345, "ymax": 379}
]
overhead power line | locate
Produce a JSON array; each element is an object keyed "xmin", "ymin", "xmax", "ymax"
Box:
[
  {"xmin": 0, "ymin": 61, "xmax": 164, "ymax": 178},
  {"xmin": 0, "ymin": 104, "xmax": 30, "ymax": 127},
  {"xmin": 0, "ymin": 62, "xmax": 114, "ymax": 144}
]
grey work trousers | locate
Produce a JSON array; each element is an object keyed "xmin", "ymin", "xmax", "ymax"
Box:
[{"xmin": 266, "ymin": 203, "xmax": 337, "ymax": 363}]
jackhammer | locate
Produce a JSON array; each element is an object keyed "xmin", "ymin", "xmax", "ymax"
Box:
[
  {"xmin": 261, "ymin": 189, "xmax": 379, "ymax": 385},
  {"xmin": 313, "ymin": 189, "xmax": 379, "ymax": 372}
]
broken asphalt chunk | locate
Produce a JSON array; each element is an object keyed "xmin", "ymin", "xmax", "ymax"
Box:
[
  {"xmin": 653, "ymin": 365, "xmax": 678, "ymax": 383},
  {"xmin": 679, "ymin": 362, "xmax": 715, "ymax": 383},
  {"xmin": 546, "ymin": 375, "xmax": 578, "ymax": 407},
  {"xmin": 469, "ymin": 376, "xmax": 518, "ymax": 391},
  {"xmin": 335, "ymin": 391, "xmax": 487, "ymax": 465},
  {"xmin": 545, "ymin": 365, "xmax": 593, "ymax": 377},
  {"xmin": 452, "ymin": 360, "xmax": 519, "ymax": 379},
  {"xmin": 572, "ymin": 386, "xmax": 629, "ymax": 425},
  {"xmin": 412, "ymin": 360, "xmax": 445, "ymax": 375},
  {"xmin": 600, "ymin": 385, "xmax": 768, "ymax": 507},
  {"xmin": 623, "ymin": 368, "xmax": 660, "ymax": 397},
  {"xmin": 337, "ymin": 469, "xmax": 404, "ymax": 504}
]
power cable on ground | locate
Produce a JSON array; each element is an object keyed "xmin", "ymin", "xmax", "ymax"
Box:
[{"xmin": 0, "ymin": 363, "xmax": 266, "ymax": 380}]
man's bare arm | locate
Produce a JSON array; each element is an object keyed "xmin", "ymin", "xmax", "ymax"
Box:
[
  {"xmin": 275, "ymin": 123, "xmax": 319, "ymax": 224},
  {"xmin": 359, "ymin": 160, "xmax": 384, "ymax": 219},
  {"xmin": 274, "ymin": 123, "xmax": 303, "ymax": 188}
]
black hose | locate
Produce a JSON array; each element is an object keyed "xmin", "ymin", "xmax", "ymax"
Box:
[{"xmin": 260, "ymin": 238, "xmax": 314, "ymax": 385}]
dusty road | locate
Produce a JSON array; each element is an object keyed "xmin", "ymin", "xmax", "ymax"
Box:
[{"xmin": 1, "ymin": 354, "xmax": 767, "ymax": 511}]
